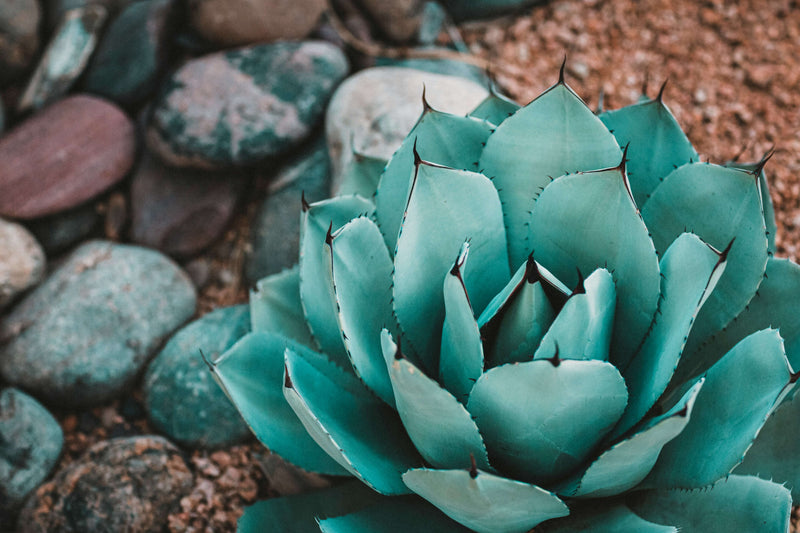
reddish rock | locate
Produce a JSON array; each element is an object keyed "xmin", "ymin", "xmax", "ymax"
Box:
[{"xmin": 0, "ymin": 95, "xmax": 135, "ymax": 219}]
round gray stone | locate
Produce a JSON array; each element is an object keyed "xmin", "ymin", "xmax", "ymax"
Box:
[
  {"xmin": 0, "ymin": 388, "xmax": 63, "ymax": 516},
  {"xmin": 0, "ymin": 240, "xmax": 197, "ymax": 407},
  {"xmin": 144, "ymin": 305, "xmax": 251, "ymax": 448},
  {"xmin": 147, "ymin": 40, "xmax": 349, "ymax": 169},
  {"xmin": 0, "ymin": 218, "xmax": 45, "ymax": 310}
]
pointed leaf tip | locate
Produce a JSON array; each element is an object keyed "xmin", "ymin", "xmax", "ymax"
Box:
[
  {"xmin": 199, "ymin": 349, "xmax": 214, "ymax": 371},
  {"xmin": 469, "ymin": 453, "xmax": 478, "ymax": 479},
  {"xmin": 547, "ymin": 344, "xmax": 561, "ymax": 367},
  {"xmin": 525, "ymin": 254, "xmax": 541, "ymax": 284},
  {"xmin": 325, "ymin": 222, "xmax": 334, "ymax": 245},
  {"xmin": 571, "ymin": 268, "xmax": 586, "ymax": 296},
  {"xmin": 558, "ymin": 55, "xmax": 567, "ymax": 84},
  {"xmin": 283, "ymin": 364, "xmax": 293, "ymax": 389},
  {"xmin": 412, "ymin": 137, "xmax": 422, "ymax": 166},
  {"xmin": 753, "ymin": 148, "xmax": 775, "ymax": 177},
  {"xmin": 421, "ymin": 84, "xmax": 433, "ymax": 113},
  {"xmin": 656, "ymin": 78, "xmax": 668, "ymax": 102},
  {"xmin": 301, "ymin": 191, "xmax": 310, "ymax": 212}
]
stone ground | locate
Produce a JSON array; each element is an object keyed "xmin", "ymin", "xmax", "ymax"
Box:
[{"xmin": 47, "ymin": 0, "xmax": 800, "ymax": 531}]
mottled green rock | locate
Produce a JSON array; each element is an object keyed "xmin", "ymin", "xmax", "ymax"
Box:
[
  {"xmin": 0, "ymin": 388, "xmax": 63, "ymax": 516},
  {"xmin": 144, "ymin": 305, "xmax": 251, "ymax": 448},
  {"xmin": 147, "ymin": 41, "xmax": 349, "ymax": 169},
  {"xmin": 0, "ymin": 241, "xmax": 197, "ymax": 407}
]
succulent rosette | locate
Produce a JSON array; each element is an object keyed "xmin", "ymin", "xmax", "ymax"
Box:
[{"xmin": 211, "ymin": 67, "xmax": 800, "ymax": 532}]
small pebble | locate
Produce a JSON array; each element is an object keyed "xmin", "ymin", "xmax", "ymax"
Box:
[{"xmin": 0, "ymin": 218, "xmax": 45, "ymax": 310}]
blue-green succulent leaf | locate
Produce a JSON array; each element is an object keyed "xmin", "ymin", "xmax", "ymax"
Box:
[
  {"xmin": 467, "ymin": 358, "xmax": 628, "ymax": 486},
  {"xmin": 726, "ymin": 159, "xmax": 777, "ymax": 254},
  {"xmin": 338, "ymin": 152, "xmax": 387, "ymax": 198},
  {"xmin": 628, "ymin": 475, "xmax": 792, "ymax": 533},
  {"xmin": 439, "ymin": 243, "xmax": 485, "ymax": 402},
  {"xmin": 402, "ymin": 468, "xmax": 569, "ymax": 533},
  {"xmin": 558, "ymin": 380, "xmax": 702, "ymax": 499},
  {"xmin": 599, "ymin": 98, "xmax": 698, "ymax": 206},
  {"xmin": 250, "ymin": 266, "xmax": 316, "ymax": 348},
  {"xmin": 468, "ymin": 90, "xmax": 521, "ymax": 125},
  {"xmin": 238, "ymin": 481, "xmax": 382, "ymax": 533},
  {"xmin": 283, "ymin": 346, "xmax": 422, "ymax": 494},
  {"xmin": 534, "ymin": 268, "xmax": 616, "ymax": 362},
  {"xmin": 537, "ymin": 504, "xmax": 676, "ymax": 533},
  {"xmin": 328, "ymin": 216, "xmax": 396, "ymax": 406},
  {"xmin": 643, "ymin": 329, "xmax": 794, "ymax": 489},
  {"xmin": 613, "ymin": 233, "xmax": 726, "ymax": 437},
  {"xmin": 300, "ymin": 196, "xmax": 375, "ymax": 367},
  {"xmin": 393, "ymin": 163, "xmax": 510, "ymax": 373},
  {"xmin": 642, "ymin": 163, "xmax": 768, "ymax": 381},
  {"xmin": 528, "ymin": 166, "xmax": 660, "ymax": 368},
  {"xmin": 213, "ymin": 332, "xmax": 347, "ymax": 475},
  {"xmin": 318, "ymin": 496, "xmax": 473, "ymax": 533},
  {"xmin": 375, "ymin": 109, "xmax": 493, "ymax": 253},
  {"xmin": 734, "ymin": 389, "xmax": 800, "ymax": 501},
  {"xmin": 479, "ymin": 82, "xmax": 622, "ymax": 269}
]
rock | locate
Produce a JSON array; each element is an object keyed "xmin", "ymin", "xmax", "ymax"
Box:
[
  {"xmin": 83, "ymin": 0, "xmax": 175, "ymax": 106},
  {"xmin": 17, "ymin": 5, "xmax": 108, "ymax": 113},
  {"xmin": 325, "ymin": 67, "xmax": 488, "ymax": 191},
  {"xmin": 188, "ymin": 0, "xmax": 326, "ymax": 46},
  {"xmin": 256, "ymin": 452, "xmax": 330, "ymax": 496},
  {"xmin": 45, "ymin": 0, "xmax": 133, "ymax": 31},
  {"xmin": 143, "ymin": 305, "xmax": 251, "ymax": 448},
  {"xmin": 356, "ymin": 0, "xmax": 425, "ymax": 42},
  {"xmin": 147, "ymin": 41, "xmax": 348, "ymax": 169},
  {"xmin": 0, "ymin": 0, "xmax": 41, "ymax": 84},
  {"xmin": 0, "ymin": 241, "xmax": 196, "ymax": 407},
  {"xmin": 0, "ymin": 98, "xmax": 5, "ymax": 132},
  {"xmin": 246, "ymin": 137, "xmax": 330, "ymax": 284},
  {"xmin": 26, "ymin": 202, "xmax": 100, "ymax": 255},
  {"xmin": 0, "ymin": 95, "xmax": 136, "ymax": 220},
  {"xmin": 375, "ymin": 55, "xmax": 489, "ymax": 85},
  {"xmin": 0, "ymin": 218, "xmax": 45, "ymax": 310},
  {"xmin": 441, "ymin": 0, "xmax": 542, "ymax": 21},
  {"xmin": 17, "ymin": 436, "xmax": 193, "ymax": 533},
  {"xmin": 130, "ymin": 152, "xmax": 246, "ymax": 257},
  {"xmin": 0, "ymin": 388, "xmax": 63, "ymax": 516}
]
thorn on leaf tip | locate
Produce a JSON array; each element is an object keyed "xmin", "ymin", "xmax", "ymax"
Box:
[
  {"xmin": 525, "ymin": 253, "xmax": 540, "ymax": 284},
  {"xmin": 284, "ymin": 366, "xmax": 294, "ymax": 389},
  {"xmin": 547, "ymin": 344, "xmax": 561, "ymax": 367},
  {"xmin": 656, "ymin": 79, "xmax": 668, "ymax": 103},
  {"xmin": 199, "ymin": 350, "xmax": 214, "ymax": 371},
  {"xmin": 301, "ymin": 191, "xmax": 310, "ymax": 212},
  {"xmin": 558, "ymin": 55, "xmax": 567, "ymax": 84},
  {"xmin": 469, "ymin": 453, "xmax": 478, "ymax": 479},
  {"xmin": 571, "ymin": 268, "xmax": 586, "ymax": 296},
  {"xmin": 325, "ymin": 222, "xmax": 334, "ymax": 245}
]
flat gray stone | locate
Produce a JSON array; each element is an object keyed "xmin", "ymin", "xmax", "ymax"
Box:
[{"xmin": 0, "ymin": 218, "xmax": 45, "ymax": 310}]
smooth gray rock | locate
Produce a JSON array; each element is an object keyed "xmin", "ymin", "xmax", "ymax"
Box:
[
  {"xmin": 325, "ymin": 67, "xmax": 488, "ymax": 193},
  {"xmin": 0, "ymin": 241, "xmax": 197, "ymax": 407},
  {"xmin": 0, "ymin": 0, "xmax": 41, "ymax": 84},
  {"xmin": 147, "ymin": 41, "xmax": 349, "ymax": 169},
  {"xmin": 0, "ymin": 388, "xmax": 63, "ymax": 516},
  {"xmin": 0, "ymin": 218, "xmax": 45, "ymax": 310},
  {"xmin": 442, "ymin": 0, "xmax": 543, "ymax": 20},
  {"xmin": 246, "ymin": 137, "xmax": 331, "ymax": 284},
  {"xmin": 144, "ymin": 305, "xmax": 251, "ymax": 448},
  {"xmin": 26, "ymin": 202, "xmax": 100, "ymax": 255}
]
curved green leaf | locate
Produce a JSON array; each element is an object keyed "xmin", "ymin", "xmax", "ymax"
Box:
[
  {"xmin": 212, "ymin": 332, "xmax": 347, "ymax": 475},
  {"xmin": 479, "ymin": 82, "xmax": 621, "ymax": 268},
  {"xmin": 643, "ymin": 329, "xmax": 794, "ymax": 489},
  {"xmin": 250, "ymin": 266, "xmax": 315, "ymax": 348},
  {"xmin": 393, "ymin": 163, "xmax": 510, "ymax": 373},
  {"xmin": 467, "ymin": 359, "xmax": 628, "ymax": 486},
  {"xmin": 375, "ymin": 109, "xmax": 493, "ymax": 253},
  {"xmin": 318, "ymin": 497, "xmax": 472, "ymax": 533},
  {"xmin": 642, "ymin": 163, "xmax": 768, "ymax": 381},
  {"xmin": 538, "ymin": 504, "xmax": 676, "ymax": 533},
  {"xmin": 599, "ymin": 98, "xmax": 698, "ymax": 206},
  {"xmin": 469, "ymin": 89, "xmax": 521, "ymax": 125},
  {"xmin": 300, "ymin": 196, "xmax": 375, "ymax": 367},
  {"xmin": 338, "ymin": 152, "xmax": 387, "ymax": 198},
  {"xmin": 528, "ymin": 166, "xmax": 661, "ymax": 368},
  {"xmin": 283, "ymin": 346, "xmax": 422, "ymax": 494},
  {"xmin": 628, "ymin": 475, "xmax": 792, "ymax": 533},
  {"xmin": 403, "ymin": 468, "xmax": 568, "ymax": 533},
  {"xmin": 726, "ymin": 159, "xmax": 777, "ymax": 254}
]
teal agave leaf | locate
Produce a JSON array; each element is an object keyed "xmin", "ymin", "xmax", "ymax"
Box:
[{"xmin": 209, "ymin": 67, "xmax": 798, "ymax": 533}]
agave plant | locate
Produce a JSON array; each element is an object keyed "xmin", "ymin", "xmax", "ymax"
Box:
[{"xmin": 210, "ymin": 64, "xmax": 800, "ymax": 532}]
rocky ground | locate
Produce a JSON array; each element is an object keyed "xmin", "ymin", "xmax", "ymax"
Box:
[{"xmin": 0, "ymin": 0, "xmax": 798, "ymax": 531}]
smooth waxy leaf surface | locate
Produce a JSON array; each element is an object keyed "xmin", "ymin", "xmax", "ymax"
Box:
[
  {"xmin": 643, "ymin": 329, "xmax": 794, "ymax": 489},
  {"xmin": 318, "ymin": 497, "xmax": 472, "ymax": 533},
  {"xmin": 629, "ymin": 475, "xmax": 792, "ymax": 533},
  {"xmin": 375, "ymin": 109, "xmax": 493, "ymax": 252},
  {"xmin": 528, "ymin": 167, "xmax": 660, "ymax": 367},
  {"xmin": 599, "ymin": 98, "xmax": 698, "ymax": 206},
  {"xmin": 538, "ymin": 504, "xmax": 676, "ymax": 533},
  {"xmin": 250, "ymin": 266, "xmax": 315, "ymax": 348},
  {"xmin": 468, "ymin": 359, "xmax": 628, "ymax": 486},
  {"xmin": 300, "ymin": 196, "xmax": 374, "ymax": 367},
  {"xmin": 283, "ymin": 346, "xmax": 422, "ymax": 494},
  {"xmin": 469, "ymin": 90, "xmax": 521, "ymax": 125},
  {"xmin": 403, "ymin": 468, "xmax": 568, "ymax": 533},
  {"xmin": 338, "ymin": 152, "xmax": 387, "ymax": 198},
  {"xmin": 213, "ymin": 332, "xmax": 346, "ymax": 475},
  {"xmin": 393, "ymin": 163, "xmax": 509, "ymax": 372},
  {"xmin": 479, "ymin": 82, "xmax": 621, "ymax": 268}
]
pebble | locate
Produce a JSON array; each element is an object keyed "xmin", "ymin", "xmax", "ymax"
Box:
[
  {"xmin": 0, "ymin": 388, "xmax": 63, "ymax": 516},
  {"xmin": 0, "ymin": 218, "xmax": 45, "ymax": 310},
  {"xmin": 26, "ymin": 202, "xmax": 100, "ymax": 255},
  {"xmin": 143, "ymin": 305, "xmax": 252, "ymax": 448},
  {"xmin": 188, "ymin": 0, "xmax": 326, "ymax": 46},
  {"xmin": 0, "ymin": 95, "xmax": 136, "ymax": 220},
  {"xmin": 357, "ymin": 0, "xmax": 426, "ymax": 42},
  {"xmin": 83, "ymin": 0, "xmax": 175, "ymax": 106},
  {"xmin": 147, "ymin": 41, "xmax": 348, "ymax": 169},
  {"xmin": 130, "ymin": 152, "xmax": 246, "ymax": 257},
  {"xmin": 17, "ymin": 5, "xmax": 108, "ymax": 113},
  {"xmin": 444, "ymin": 0, "xmax": 540, "ymax": 21},
  {"xmin": 245, "ymin": 137, "xmax": 331, "ymax": 284},
  {"xmin": 0, "ymin": 241, "xmax": 196, "ymax": 407},
  {"xmin": 45, "ymin": 0, "xmax": 133, "ymax": 30},
  {"xmin": 16, "ymin": 436, "xmax": 193, "ymax": 533},
  {"xmin": 325, "ymin": 66, "xmax": 488, "ymax": 190},
  {"xmin": 0, "ymin": 0, "xmax": 41, "ymax": 84}
]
